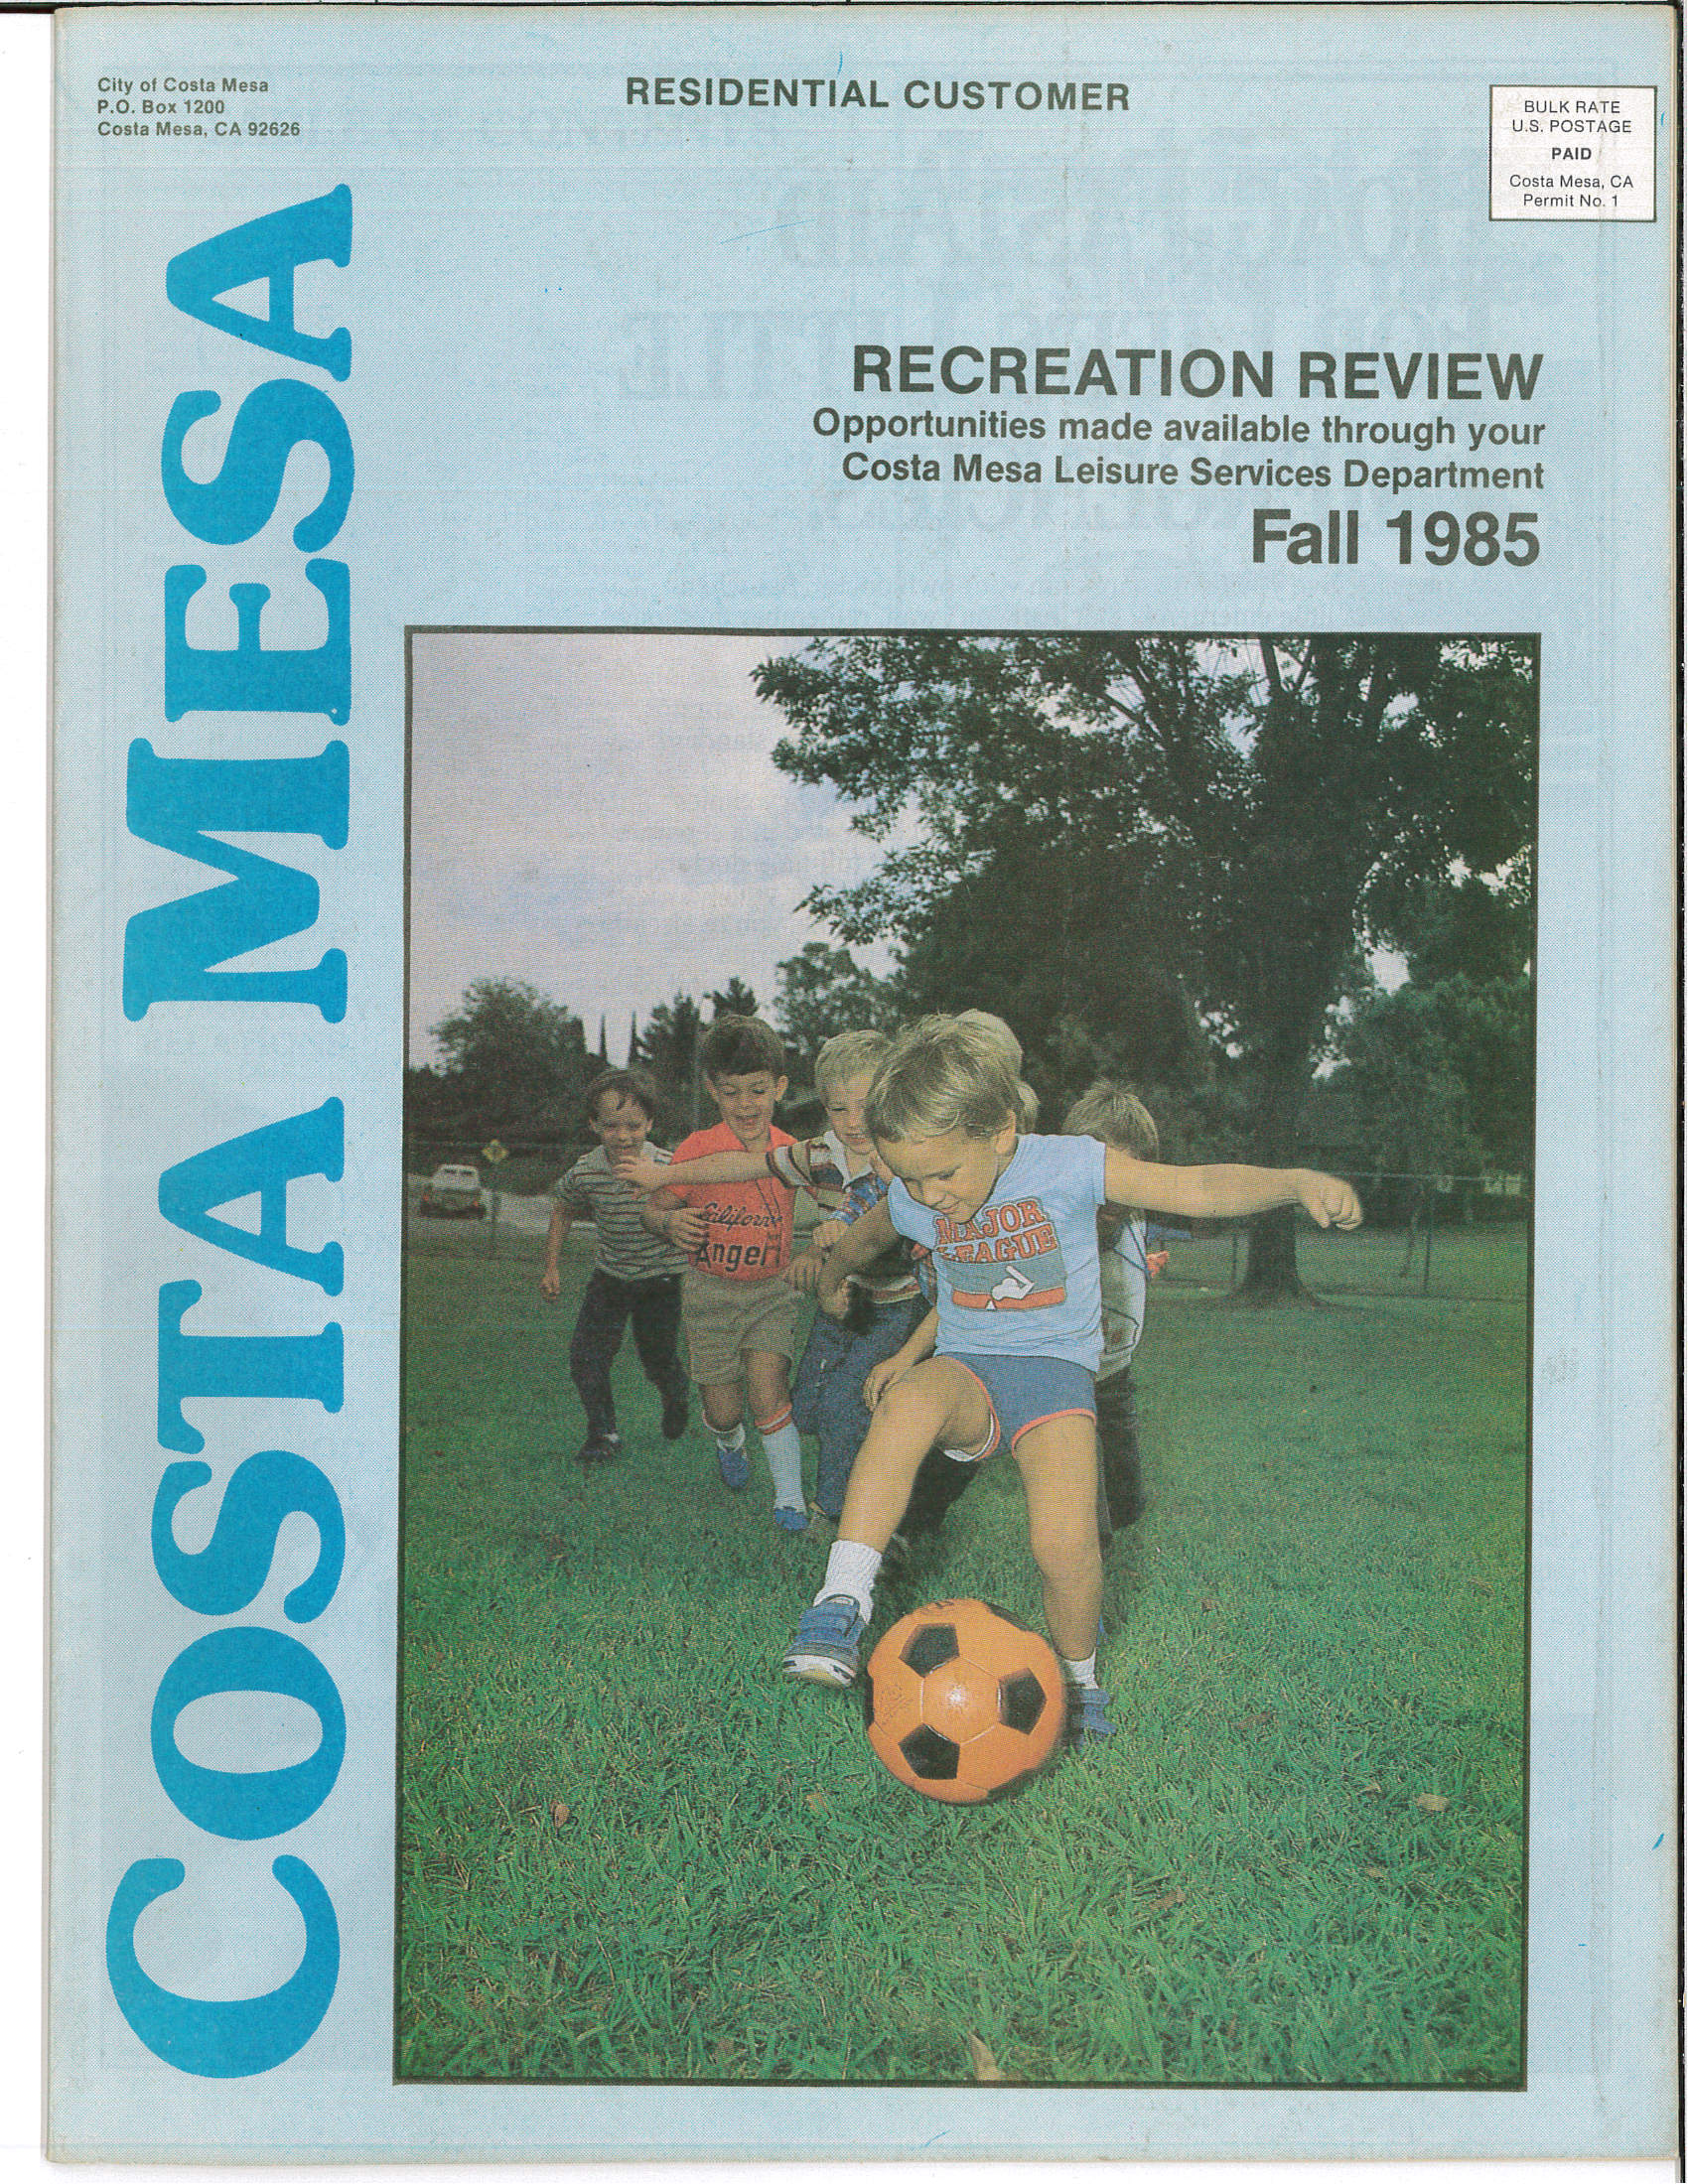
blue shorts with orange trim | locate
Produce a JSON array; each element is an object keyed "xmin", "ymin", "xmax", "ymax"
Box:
[{"xmin": 942, "ymin": 1351, "xmax": 1096, "ymax": 1462}]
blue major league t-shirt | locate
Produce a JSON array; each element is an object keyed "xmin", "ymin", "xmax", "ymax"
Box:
[{"xmin": 887, "ymin": 1133, "xmax": 1108, "ymax": 1371}]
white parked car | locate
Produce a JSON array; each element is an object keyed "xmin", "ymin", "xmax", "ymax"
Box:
[{"xmin": 418, "ymin": 1162, "xmax": 487, "ymax": 1219}]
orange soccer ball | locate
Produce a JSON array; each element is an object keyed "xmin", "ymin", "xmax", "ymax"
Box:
[{"xmin": 862, "ymin": 1598, "xmax": 1066, "ymax": 1804}]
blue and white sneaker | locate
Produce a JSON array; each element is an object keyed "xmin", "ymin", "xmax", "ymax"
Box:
[
  {"xmin": 773, "ymin": 1504, "xmax": 808, "ymax": 1534},
  {"xmin": 781, "ymin": 1595, "xmax": 866, "ymax": 1686},
  {"xmin": 715, "ymin": 1436, "xmax": 750, "ymax": 1489},
  {"xmin": 1067, "ymin": 1684, "xmax": 1116, "ymax": 1743}
]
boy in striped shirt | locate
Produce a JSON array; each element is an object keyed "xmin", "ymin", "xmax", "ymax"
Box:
[{"xmin": 541, "ymin": 1068, "xmax": 691, "ymax": 1462}]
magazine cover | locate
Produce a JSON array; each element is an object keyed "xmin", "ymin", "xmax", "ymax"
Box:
[{"xmin": 49, "ymin": 2, "xmax": 1677, "ymax": 2164}]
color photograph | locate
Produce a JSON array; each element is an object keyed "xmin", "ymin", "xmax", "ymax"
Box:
[{"xmin": 397, "ymin": 627, "xmax": 1535, "ymax": 2090}]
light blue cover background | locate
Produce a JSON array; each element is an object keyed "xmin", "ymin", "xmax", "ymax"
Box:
[{"xmin": 50, "ymin": 3, "xmax": 1676, "ymax": 2160}]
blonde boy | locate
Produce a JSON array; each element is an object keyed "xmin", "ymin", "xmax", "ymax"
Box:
[
  {"xmin": 1063, "ymin": 1079, "xmax": 1162, "ymax": 1537},
  {"xmin": 885, "ymin": 1076, "xmax": 1161, "ymax": 1548},
  {"xmin": 782, "ymin": 1017, "xmax": 1361, "ymax": 1737},
  {"xmin": 786, "ymin": 1031, "xmax": 924, "ymax": 1519}
]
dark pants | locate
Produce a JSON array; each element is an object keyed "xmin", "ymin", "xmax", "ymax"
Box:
[
  {"xmin": 1094, "ymin": 1366, "xmax": 1143, "ymax": 1533},
  {"xmin": 902, "ymin": 1365, "xmax": 1143, "ymax": 1543},
  {"xmin": 569, "ymin": 1270, "xmax": 687, "ymax": 1437},
  {"xmin": 791, "ymin": 1296, "xmax": 925, "ymax": 1519}
]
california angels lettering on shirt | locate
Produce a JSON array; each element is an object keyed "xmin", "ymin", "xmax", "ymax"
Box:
[
  {"xmin": 887, "ymin": 1133, "xmax": 1109, "ymax": 1371},
  {"xmin": 667, "ymin": 1119, "xmax": 796, "ymax": 1281}
]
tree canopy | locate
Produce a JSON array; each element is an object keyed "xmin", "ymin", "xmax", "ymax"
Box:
[
  {"xmin": 758, "ymin": 633, "xmax": 1536, "ymax": 1296},
  {"xmin": 705, "ymin": 978, "xmax": 761, "ymax": 1022},
  {"xmin": 1327, "ymin": 868, "xmax": 1534, "ymax": 1219},
  {"xmin": 773, "ymin": 941, "xmax": 904, "ymax": 1076},
  {"xmin": 412, "ymin": 976, "xmax": 592, "ymax": 1144},
  {"xmin": 632, "ymin": 994, "xmax": 705, "ymax": 1137}
]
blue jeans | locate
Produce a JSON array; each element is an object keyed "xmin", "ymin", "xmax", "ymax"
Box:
[{"xmin": 791, "ymin": 1296, "xmax": 924, "ymax": 1519}]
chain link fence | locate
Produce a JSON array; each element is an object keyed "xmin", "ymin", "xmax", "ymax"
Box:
[
  {"xmin": 403, "ymin": 1142, "xmax": 1530, "ymax": 1303},
  {"xmin": 1149, "ymin": 1170, "xmax": 1530, "ymax": 1304}
]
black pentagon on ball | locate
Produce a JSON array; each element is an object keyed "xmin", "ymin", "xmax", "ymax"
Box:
[
  {"xmin": 900, "ymin": 1724, "xmax": 961, "ymax": 1780},
  {"xmin": 998, "ymin": 1669, "xmax": 1049, "ymax": 1733},
  {"xmin": 902, "ymin": 1622, "xmax": 960, "ymax": 1675}
]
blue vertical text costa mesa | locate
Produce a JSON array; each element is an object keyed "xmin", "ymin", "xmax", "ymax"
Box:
[{"xmin": 104, "ymin": 184, "xmax": 354, "ymax": 2081}]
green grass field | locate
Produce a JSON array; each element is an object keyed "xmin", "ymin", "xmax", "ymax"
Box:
[{"xmin": 398, "ymin": 1223, "xmax": 1526, "ymax": 2087}]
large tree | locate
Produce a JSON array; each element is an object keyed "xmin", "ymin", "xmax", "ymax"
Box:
[
  {"xmin": 774, "ymin": 941, "xmax": 904, "ymax": 1075},
  {"xmin": 757, "ymin": 633, "xmax": 1536, "ymax": 1297},
  {"xmin": 1330, "ymin": 868, "xmax": 1534, "ymax": 1224},
  {"xmin": 420, "ymin": 976, "xmax": 591, "ymax": 1140},
  {"xmin": 633, "ymin": 993, "xmax": 706, "ymax": 1136}
]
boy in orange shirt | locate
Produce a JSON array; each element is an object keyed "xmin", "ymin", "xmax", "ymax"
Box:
[
  {"xmin": 640, "ymin": 1016, "xmax": 808, "ymax": 1529},
  {"xmin": 623, "ymin": 1028, "xmax": 924, "ymax": 1526}
]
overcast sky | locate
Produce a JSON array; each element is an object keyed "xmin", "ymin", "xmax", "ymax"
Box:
[{"xmin": 407, "ymin": 631, "xmax": 890, "ymax": 1065}]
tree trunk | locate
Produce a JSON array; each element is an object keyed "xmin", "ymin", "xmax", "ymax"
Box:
[
  {"xmin": 1235, "ymin": 1045, "xmax": 1314, "ymax": 1303},
  {"xmin": 1397, "ymin": 1184, "xmax": 1424, "ymax": 1279},
  {"xmin": 1236, "ymin": 1203, "xmax": 1307, "ymax": 1302}
]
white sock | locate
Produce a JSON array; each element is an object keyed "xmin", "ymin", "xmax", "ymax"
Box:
[
  {"xmin": 817, "ymin": 1540, "xmax": 883, "ymax": 1618},
  {"xmin": 757, "ymin": 1409, "xmax": 804, "ymax": 1509},
  {"xmin": 1062, "ymin": 1650, "xmax": 1099, "ymax": 1689},
  {"xmin": 715, "ymin": 1422, "xmax": 746, "ymax": 1451}
]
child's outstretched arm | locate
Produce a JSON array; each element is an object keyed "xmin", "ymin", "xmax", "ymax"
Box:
[
  {"xmin": 1103, "ymin": 1149, "xmax": 1362, "ymax": 1229},
  {"xmin": 616, "ymin": 1141, "xmax": 817, "ymax": 1195},
  {"xmin": 615, "ymin": 1147, "xmax": 769, "ymax": 1194},
  {"xmin": 814, "ymin": 1198, "xmax": 898, "ymax": 1318}
]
